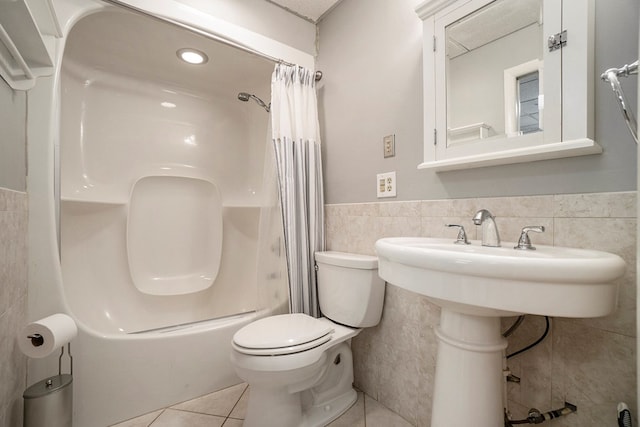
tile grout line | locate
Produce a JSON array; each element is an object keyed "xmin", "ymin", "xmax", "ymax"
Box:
[
  {"xmin": 225, "ymin": 384, "xmax": 249, "ymax": 420},
  {"xmin": 147, "ymin": 408, "xmax": 164, "ymax": 427},
  {"xmin": 363, "ymin": 392, "xmax": 367, "ymax": 427}
]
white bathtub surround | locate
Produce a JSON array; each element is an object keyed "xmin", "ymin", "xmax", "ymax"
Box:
[
  {"xmin": 24, "ymin": 1, "xmax": 311, "ymax": 424},
  {"xmin": 272, "ymin": 63, "xmax": 325, "ymax": 316},
  {"xmin": 325, "ymin": 191, "xmax": 637, "ymax": 427},
  {"xmin": 58, "ymin": 5, "xmax": 279, "ymax": 334}
]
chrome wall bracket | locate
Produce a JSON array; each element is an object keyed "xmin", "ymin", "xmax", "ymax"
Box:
[
  {"xmin": 601, "ymin": 60, "xmax": 639, "ymax": 144},
  {"xmin": 547, "ymin": 30, "xmax": 567, "ymax": 52}
]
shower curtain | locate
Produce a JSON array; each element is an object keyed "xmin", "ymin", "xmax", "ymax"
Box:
[{"xmin": 271, "ymin": 63, "xmax": 324, "ymax": 317}]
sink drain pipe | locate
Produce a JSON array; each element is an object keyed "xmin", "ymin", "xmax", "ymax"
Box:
[{"xmin": 504, "ymin": 402, "xmax": 577, "ymax": 426}]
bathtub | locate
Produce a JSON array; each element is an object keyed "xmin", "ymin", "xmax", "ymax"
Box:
[{"xmin": 26, "ymin": 1, "xmax": 296, "ymax": 425}]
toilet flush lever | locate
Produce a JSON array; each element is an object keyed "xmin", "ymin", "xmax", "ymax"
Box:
[
  {"xmin": 514, "ymin": 226, "xmax": 545, "ymax": 250},
  {"xmin": 445, "ymin": 224, "xmax": 470, "ymax": 245}
]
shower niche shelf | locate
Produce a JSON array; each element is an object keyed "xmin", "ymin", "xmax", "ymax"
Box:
[
  {"xmin": 61, "ymin": 197, "xmax": 128, "ymax": 206},
  {"xmin": 126, "ymin": 176, "xmax": 223, "ymax": 296},
  {"xmin": 60, "ymin": 198, "xmax": 127, "ymax": 218},
  {"xmin": 223, "ymin": 204, "xmax": 263, "ymax": 209},
  {"xmin": 0, "ymin": 0, "xmax": 61, "ymax": 90}
]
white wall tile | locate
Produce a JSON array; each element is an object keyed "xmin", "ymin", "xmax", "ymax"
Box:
[{"xmin": 0, "ymin": 188, "xmax": 28, "ymax": 427}]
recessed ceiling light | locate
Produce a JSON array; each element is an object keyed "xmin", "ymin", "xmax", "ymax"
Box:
[{"xmin": 177, "ymin": 48, "xmax": 208, "ymax": 65}]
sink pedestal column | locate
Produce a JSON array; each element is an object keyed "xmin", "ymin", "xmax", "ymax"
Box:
[{"xmin": 430, "ymin": 308, "xmax": 507, "ymax": 427}]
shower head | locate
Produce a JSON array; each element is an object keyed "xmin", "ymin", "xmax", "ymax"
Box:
[{"xmin": 237, "ymin": 92, "xmax": 270, "ymax": 113}]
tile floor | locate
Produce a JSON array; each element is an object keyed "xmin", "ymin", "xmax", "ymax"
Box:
[{"xmin": 110, "ymin": 383, "xmax": 413, "ymax": 427}]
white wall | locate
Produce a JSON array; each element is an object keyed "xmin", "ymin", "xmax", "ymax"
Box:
[
  {"xmin": 0, "ymin": 82, "xmax": 27, "ymax": 191},
  {"xmin": 318, "ymin": 0, "xmax": 639, "ymax": 203}
]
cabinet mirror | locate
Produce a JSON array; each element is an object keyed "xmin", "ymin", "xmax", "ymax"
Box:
[{"xmin": 416, "ymin": 0, "xmax": 601, "ymax": 172}]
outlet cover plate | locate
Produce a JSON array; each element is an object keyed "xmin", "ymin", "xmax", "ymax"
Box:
[{"xmin": 377, "ymin": 171, "xmax": 396, "ymax": 198}]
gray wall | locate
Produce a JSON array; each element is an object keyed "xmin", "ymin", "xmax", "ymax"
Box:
[
  {"xmin": 0, "ymin": 81, "xmax": 27, "ymax": 192},
  {"xmin": 317, "ymin": 0, "xmax": 639, "ymax": 204}
]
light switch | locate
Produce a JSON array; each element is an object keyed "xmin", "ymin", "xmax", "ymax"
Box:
[{"xmin": 383, "ymin": 135, "xmax": 395, "ymax": 158}]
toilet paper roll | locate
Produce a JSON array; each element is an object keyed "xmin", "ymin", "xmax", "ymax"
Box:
[{"xmin": 18, "ymin": 313, "xmax": 78, "ymax": 359}]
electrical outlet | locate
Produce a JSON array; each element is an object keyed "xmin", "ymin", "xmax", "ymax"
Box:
[
  {"xmin": 383, "ymin": 134, "xmax": 395, "ymax": 158},
  {"xmin": 376, "ymin": 171, "xmax": 396, "ymax": 198}
]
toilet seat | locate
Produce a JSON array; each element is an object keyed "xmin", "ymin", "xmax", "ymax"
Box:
[{"xmin": 233, "ymin": 313, "xmax": 334, "ymax": 356}]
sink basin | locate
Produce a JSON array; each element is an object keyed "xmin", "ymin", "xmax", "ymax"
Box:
[
  {"xmin": 375, "ymin": 237, "xmax": 626, "ymax": 317},
  {"xmin": 375, "ymin": 237, "xmax": 626, "ymax": 427}
]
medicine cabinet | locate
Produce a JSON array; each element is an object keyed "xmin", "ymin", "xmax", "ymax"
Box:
[{"xmin": 416, "ymin": 0, "xmax": 601, "ymax": 171}]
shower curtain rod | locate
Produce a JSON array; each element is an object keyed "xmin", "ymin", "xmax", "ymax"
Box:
[{"xmin": 101, "ymin": 0, "xmax": 323, "ymax": 81}]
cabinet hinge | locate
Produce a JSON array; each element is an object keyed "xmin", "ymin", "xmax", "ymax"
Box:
[
  {"xmin": 433, "ymin": 128, "xmax": 437, "ymax": 145},
  {"xmin": 433, "ymin": 36, "xmax": 437, "ymax": 52},
  {"xmin": 547, "ymin": 30, "xmax": 567, "ymax": 52}
]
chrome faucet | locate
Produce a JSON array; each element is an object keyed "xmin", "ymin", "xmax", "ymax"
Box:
[
  {"xmin": 445, "ymin": 224, "xmax": 470, "ymax": 245},
  {"xmin": 472, "ymin": 209, "xmax": 501, "ymax": 247},
  {"xmin": 514, "ymin": 226, "xmax": 545, "ymax": 250}
]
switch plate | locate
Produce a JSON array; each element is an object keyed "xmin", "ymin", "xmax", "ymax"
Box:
[
  {"xmin": 383, "ymin": 134, "xmax": 395, "ymax": 158},
  {"xmin": 376, "ymin": 171, "xmax": 396, "ymax": 198}
]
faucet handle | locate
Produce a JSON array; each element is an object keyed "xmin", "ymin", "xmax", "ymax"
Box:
[
  {"xmin": 514, "ymin": 226, "xmax": 545, "ymax": 250},
  {"xmin": 445, "ymin": 224, "xmax": 470, "ymax": 245}
]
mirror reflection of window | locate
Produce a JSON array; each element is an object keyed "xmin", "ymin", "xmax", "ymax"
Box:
[{"xmin": 517, "ymin": 71, "xmax": 540, "ymax": 134}]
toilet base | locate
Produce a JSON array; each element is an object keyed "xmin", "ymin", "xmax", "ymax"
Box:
[
  {"xmin": 243, "ymin": 385, "xmax": 303, "ymax": 427},
  {"xmin": 242, "ymin": 342, "xmax": 357, "ymax": 427},
  {"xmin": 301, "ymin": 388, "xmax": 357, "ymax": 427},
  {"xmin": 243, "ymin": 384, "xmax": 357, "ymax": 427}
]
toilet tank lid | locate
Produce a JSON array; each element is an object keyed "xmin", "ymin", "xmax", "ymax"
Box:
[{"xmin": 315, "ymin": 251, "xmax": 378, "ymax": 269}]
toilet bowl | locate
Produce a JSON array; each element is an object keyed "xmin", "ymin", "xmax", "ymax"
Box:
[{"xmin": 230, "ymin": 251, "xmax": 385, "ymax": 427}]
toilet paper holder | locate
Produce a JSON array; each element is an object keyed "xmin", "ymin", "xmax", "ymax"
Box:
[
  {"xmin": 57, "ymin": 343, "xmax": 73, "ymax": 377},
  {"xmin": 22, "ymin": 343, "xmax": 74, "ymax": 427},
  {"xmin": 26, "ymin": 332, "xmax": 73, "ymax": 375},
  {"xmin": 27, "ymin": 334, "xmax": 45, "ymax": 347},
  {"xmin": 26, "ymin": 334, "xmax": 73, "ymax": 375}
]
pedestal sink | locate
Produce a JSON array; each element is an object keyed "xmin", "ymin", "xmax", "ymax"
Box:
[{"xmin": 375, "ymin": 237, "xmax": 626, "ymax": 427}]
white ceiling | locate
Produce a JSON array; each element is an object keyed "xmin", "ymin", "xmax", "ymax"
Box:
[
  {"xmin": 267, "ymin": 0, "xmax": 343, "ymax": 22},
  {"xmin": 447, "ymin": 0, "xmax": 540, "ymax": 58},
  {"xmin": 64, "ymin": 10, "xmax": 275, "ymax": 98}
]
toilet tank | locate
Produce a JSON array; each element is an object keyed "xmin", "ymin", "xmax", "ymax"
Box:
[{"xmin": 315, "ymin": 251, "xmax": 386, "ymax": 328}]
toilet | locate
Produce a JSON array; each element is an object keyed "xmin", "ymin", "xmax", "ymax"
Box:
[{"xmin": 230, "ymin": 251, "xmax": 386, "ymax": 427}]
